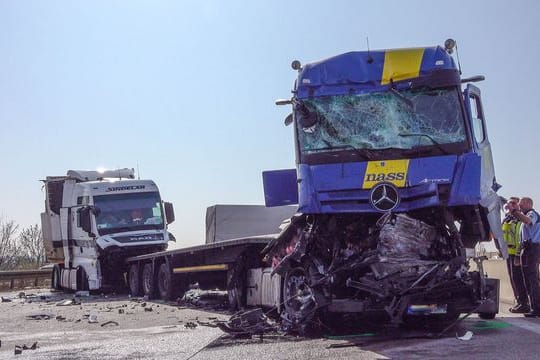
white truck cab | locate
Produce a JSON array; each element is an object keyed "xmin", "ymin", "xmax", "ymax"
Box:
[{"xmin": 41, "ymin": 168, "xmax": 174, "ymax": 291}]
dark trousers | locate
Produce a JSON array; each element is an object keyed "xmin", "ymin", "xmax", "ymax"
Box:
[
  {"xmin": 507, "ymin": 254, "xmax": 529, "ymax": 306},
  {"xmin": 521, "ymin": 243, "xmax": 540, "ymax": 313}
]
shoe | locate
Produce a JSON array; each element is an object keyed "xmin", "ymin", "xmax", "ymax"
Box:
[
  {"xmin": 524, "ymin": 312, "xmax": 540, "ymax": 318},
  {"xmin": 510, "ymin": 304, "xmax": 531, "ymax": 313}
]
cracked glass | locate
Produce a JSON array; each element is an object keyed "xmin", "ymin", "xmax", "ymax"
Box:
[{"xmin": 296, "ymin": 88, "xmax": 466, "ymax": 155}]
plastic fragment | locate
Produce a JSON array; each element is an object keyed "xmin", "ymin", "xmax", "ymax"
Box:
[{"xmin": 457, "ymin": 331, "xmax": 473, "ymax": 341}]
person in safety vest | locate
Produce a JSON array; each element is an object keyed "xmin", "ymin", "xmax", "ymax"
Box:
[
  {"xmin": 503, "ymin": 197, "xmax": 529, "ymax": 313},
  {"xmin": 512, "ymin": 197, "xmax": 540, "ymax": 317}
]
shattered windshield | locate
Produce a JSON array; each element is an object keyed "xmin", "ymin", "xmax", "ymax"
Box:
[
  {"xmin": 296, "ymin": 88, "xmax": 466, "ymax": 159},
  {"xmin": 94, "ymin": 192, "xmax": 164, "ymax": 235}
]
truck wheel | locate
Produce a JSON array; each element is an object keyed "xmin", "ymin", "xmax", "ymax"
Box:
[
  {"xmin": 283, "ymin": 267, "xmax": 316, "ymax": 330},
  {"xmin": 478, "ymin": 312, "xmax": 496, "ymax": 320},
  {"xmin": 142, "ymin": 263, "xmax": 155, "ymax": 298},
  {"xmin": 157, "ymin": 263, "xmax": 174, "ymax": 300},
  {"xmin": 128, "ymin": 264, "xmax": 142, "ymax": 297},
  {"xmin": 52, "ymin": 265, "xmax": 62, "ymax": 291}
]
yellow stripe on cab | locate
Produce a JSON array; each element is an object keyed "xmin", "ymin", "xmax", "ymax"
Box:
[{"xmin": 381, "ymin": 48, "xmax": 425, "ymax": 85}]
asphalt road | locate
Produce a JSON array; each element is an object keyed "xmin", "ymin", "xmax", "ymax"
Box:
[{"xmin": 1, "ymin": 260, "xmax": 539, "ymax": 360}]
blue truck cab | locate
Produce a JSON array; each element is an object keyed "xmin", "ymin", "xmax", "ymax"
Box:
[{"xmin": 263, "ymin": 41, "xmax": 503, "ymax": 330}]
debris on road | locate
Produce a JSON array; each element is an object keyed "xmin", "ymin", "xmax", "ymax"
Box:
[
  {"xmin": 101, "ymin": 321, "xmax": 119, "ymax": 327},
  {"xmin": 217, "ymin": 308, "xmax": 278, "ymax": 337},
  {"xmin": 457, "ymin": 331, "xmax": 473, "ymax": 341},
  {"xmin": 88, "ymin": 314, "xmax": 98, "ymax": 323},
  {"xmin": 14, "ymin": 342, "xmax": 38, "ymax": 355},
  {"xmin": 25, "ymin": 313, "xmax": 53, "ymax": 320},
  {"xmin": 56, "ymin": 299, "xmax": 81, "ymax": 306},
  {"xmin": 184, "ymin": 321, "xmax": 198, "ymax": 329}
]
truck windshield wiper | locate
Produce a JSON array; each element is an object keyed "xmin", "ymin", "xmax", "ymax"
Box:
[
  {"xmin": 398, "ymin": 133, "xmax": 450, "ymax": 155},
  {"xmin": 389, "ymin": 88, "xmax": 415, "ymax": 112}
]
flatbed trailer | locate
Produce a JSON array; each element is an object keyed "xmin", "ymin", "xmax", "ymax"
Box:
[{"xmin": 125, "ymin": 236, "xmax": 280, "ymax": 310}]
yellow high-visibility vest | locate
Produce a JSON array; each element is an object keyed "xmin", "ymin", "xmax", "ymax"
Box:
[{"xmin": 502, "ymin": 219, "xmax": 522, "ymax": 256}]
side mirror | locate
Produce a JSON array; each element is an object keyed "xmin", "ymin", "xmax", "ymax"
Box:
[
  {"xmin": 164, "ymin": 202, "xmax": 175, "ymax": 225},
  {"xmin": 284, "ymin": 113, "xmax": 293, "ymax": 126},
  {"xmin": 168, "ymin": 232, "xmax": 176, "ymax": 242},
  {"xmin": 78, "ymin": 206, "xmax": 95, "ymax": 236}
]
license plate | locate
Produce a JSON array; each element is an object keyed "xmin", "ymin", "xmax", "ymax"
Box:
[{"xmin": 407, "ymin": 304, "xmax": 448, "ymax": 315}]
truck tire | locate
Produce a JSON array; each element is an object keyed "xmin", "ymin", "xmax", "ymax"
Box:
[
  {"xmin": 157, "ymin": 263, "xmax": 175, "ymax": 301},
  {"xmin": 52, "ymin": 265, "xmax": 62, "ymax": 291},
  {"xmin": 142, "ymin": 263, "xmax": 155, "ymax": 298},
  {"xmin": 128, "ymin": 264, "xmax": 142, "ymax": 297}
]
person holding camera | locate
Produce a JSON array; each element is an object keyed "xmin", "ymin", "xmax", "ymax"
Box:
[
  {"xmin": 511, "ymin": 197, "xmax": 540, "ymax": 317},
  {"xmin": 503, "ymin": 197, "xmax": 529, "ymax": 313}
]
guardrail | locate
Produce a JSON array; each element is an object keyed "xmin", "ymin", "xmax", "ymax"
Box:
[{"xmin": 0, "ymin": 269, "xmax": 52, "ymax": 291}]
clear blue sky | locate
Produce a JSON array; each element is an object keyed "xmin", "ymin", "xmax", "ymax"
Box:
[{"xmin": 1, "ymin": 1, "xmax": 538, "ymax": 247}]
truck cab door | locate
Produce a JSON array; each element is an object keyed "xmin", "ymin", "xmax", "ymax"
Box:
[{"xmin": 463, "ymin": 84, "xmax": 506, "ymax": 257}]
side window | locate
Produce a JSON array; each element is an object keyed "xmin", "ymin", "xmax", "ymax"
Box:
[{"xmin": 469, "ymin": 94, "xmax": 485, "ymax": 143}]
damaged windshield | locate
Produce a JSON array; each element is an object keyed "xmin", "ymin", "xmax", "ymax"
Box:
[
  {"xmin": 94, "ymin": 192, "xmax": 164, "ymax": 235},
  {"xmin": 296, "ymin": 88, "xmax": 467, "ymax": 161}
]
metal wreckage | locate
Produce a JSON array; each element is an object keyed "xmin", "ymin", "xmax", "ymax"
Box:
[{"xmin": 262, "ymin": 40, "xmax": 506, "ymax": 332}]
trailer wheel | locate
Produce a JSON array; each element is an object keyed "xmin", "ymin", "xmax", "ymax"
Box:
[
  {"xmin": 52, "ymin": 265, "xmax": 62, "ymax": 291},
  {"xmin": 142, "ymin": 263, "xmax": 155, "ymax": 298},
  {"xmin": 157, "ymin": 263, "xmax": 175, "ymax": 301},
  {"xmin": 128, "ymin": 264, "xmax": 142, "ymax": 297}
]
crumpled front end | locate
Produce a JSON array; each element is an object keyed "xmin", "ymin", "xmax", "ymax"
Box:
[{"xmin": 263, "ymin": 210, "xmax": 498, "ymax": 331}]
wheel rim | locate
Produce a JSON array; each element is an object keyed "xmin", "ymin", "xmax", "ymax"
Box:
[
  {"xmin": 143, "ymin": 265, "xmax": 153, "ymax": 294},
  {"xmin": 129, "ymin": 266, "xmax": 139, "ymax": 295},
  {"xmin": 284, "ymin": 267, "xmax": 315, "ymax": 323},
  {"xmin": 158, "ymin": 268, "xmax": 169, "ymax": 297}
]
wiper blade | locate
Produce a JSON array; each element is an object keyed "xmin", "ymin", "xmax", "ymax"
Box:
[
  {"xmin": 398, "ymin": 133, "xmax": 450, "ymax": 155},
  {"xmin": 389, "ymin": 88, "xmax": 415, "ymax": 112}
]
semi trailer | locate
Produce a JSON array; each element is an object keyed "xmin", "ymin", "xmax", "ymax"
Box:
[{"xmin": 123, "ymin": 40, "xmax": 506, "ymax": 331}]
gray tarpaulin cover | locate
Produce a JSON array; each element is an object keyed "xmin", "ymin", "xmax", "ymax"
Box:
[{"xmin": 205, "ymin": 205, "xmax": 297, "ymax": 244}]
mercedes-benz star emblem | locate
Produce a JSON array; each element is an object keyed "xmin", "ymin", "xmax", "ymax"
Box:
[{"xmin": 369, "ymin": 182, "xmax": 400, "ymax": 212}]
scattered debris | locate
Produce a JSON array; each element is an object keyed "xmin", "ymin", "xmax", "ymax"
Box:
[
  {"xmin": 0, "ymin": 296, "xmax": 12, "ymax": 303},
  {"xmin": 14, "ymin": 342, "xmax": 38, "ymax": 355},
  {"xmin": 144, "ymin": 307, "xmax": 153, "ymax": 312},
  {"xmin": 18, "ymin": 292, "xmax": 26, "ymax": 298},
  {"xmin": 25, "ymin": 313, "xmax": 53, "ymax": 320},
  {"xmin": 88, "ymin": 314, "xmax": 98, "ymax": 323},
  {"xmin": 457, "ymin": 331, "xmax": 473, "ymax": 341},
  {"xmin": 56, "ymin": 315, "xmax": 67, "ymax": 321},
  {"xmin": 181, "ymin": 289, "xmax": 228, "ymax": 309},
  {"xmin": 56, "ymin": 299, "xmax": 81, "ymax": 306},
  {"xmin": 101, "ymin": 321, "xmax": 119, "ymax": 327},
  {"xmin": 217, "ymin": 308, "xmax": 277, "ymax": 336},
  {"xmin": 118, "ymin": 308, "xmax": 124, "ymax": 314},
  {"xmin": 184, "ymin": 321, "xmax": 197, "ymax": 329}
]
